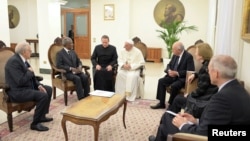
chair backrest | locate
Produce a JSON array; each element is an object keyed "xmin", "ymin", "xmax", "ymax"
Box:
[
  {"xmin": 184, "ymin": 71, "xmax": 198, "ymax": 94},
  {"xmin": 186, "ymin": 45, "xmax": 202, "ymax": 72},
  {"xmin": 134, "ymin": 42, "xmax": 147, "ymax": 61},
  {"xmin": 171, "ymin": 133, "xmax": 208, "ymax": 141},
  {"xmin": 0, "ymin": 48, "xmax": 15, "ymax": 85},
  {"xmin": 48, "ymin": 44, "xmax": 63, "ymax": 72}
]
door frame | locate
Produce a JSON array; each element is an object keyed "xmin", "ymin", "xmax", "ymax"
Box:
[{"xmin": 61, "ymin": 8, "xmax": 91, "ymax": 59}]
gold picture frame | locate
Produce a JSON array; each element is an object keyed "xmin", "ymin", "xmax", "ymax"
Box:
[
  {"xmin": 242, "ymin": 0, "xmax": 250, "ymax": 42},
  {"xmin": 104, "ymin": 4, "xmax": 115, "ymax": 20},
  {"xmin": 8, "ymin": 5, "xmax": 20, "ymax": 29}
]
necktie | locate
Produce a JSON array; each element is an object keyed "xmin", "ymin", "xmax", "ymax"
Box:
[
  {"xmin": 68, "ymin": 50, "xmax": 73, "ymax": 60},
  {"xmin": 25, "ymin": 61, "xmax": 30, "ymax": 68},
  {"xmin": 173, "ymin": 56, "xmax": 179, "ymax": 70},
  {"xmin": 25, "ymin": 61, "xmax": 35, "ymax": 89}
]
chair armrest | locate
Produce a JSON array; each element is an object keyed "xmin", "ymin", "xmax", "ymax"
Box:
[
  {"xmin": 112, "ymin": 64, "xmax": 119, "ymax": 76},
  {"xmin": 0, "ymin": 83, "xmax": 9, "ymax": 89},
  {"xmin": 0, "ymin": 84, "xmax": 11, "ymax": 102},
  {"xmin": 171, "ymin": 133, "xmax": 207, "ymax": 141},
  {"xmin": 35, "ymin": 76, "xmax": 43, "ymax": 81},
  {"xmin": 51, "ymin": 65, "xmax": 67, "ymax": 73},
  {"xmin": 82, "ymin": 65, "xmax": 90, "ymax": 70},
  {"xmin": 138, "ymin": 65, "xmax": 145, "ymax": 77}
]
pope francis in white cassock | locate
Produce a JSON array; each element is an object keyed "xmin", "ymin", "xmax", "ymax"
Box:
[{"xmin": 115, "ymin": 39, "xmax": 145, "ymax": 101}]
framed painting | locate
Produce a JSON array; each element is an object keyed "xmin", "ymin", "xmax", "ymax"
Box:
[
  {"xmin": 104, "ymin": 4, "xmax": 115, "ymax": 20},
  {"xmin": 8, "ymin": 5, "xmax": 20, "ymax": 29},
  {"xmin": 242, "ymin": 0, "xmax": 250, "ymax": 42}
]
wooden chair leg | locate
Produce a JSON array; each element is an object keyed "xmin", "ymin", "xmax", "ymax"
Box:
[
  {"xmin": 53, "ymin": 87, "xmax": 56, "ymax": 99},
  {"xmin": 7, "ymin": 113, "xmax": 13, "ymax": 132},
  {"xmin": 64, "ymin": 91, "xmax": 68, "ymax": 106}
]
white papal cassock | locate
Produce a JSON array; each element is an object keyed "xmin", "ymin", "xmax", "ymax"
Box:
[{"xmin": 115, "ymin": 46, "xmax": 145, "ymax": 101}]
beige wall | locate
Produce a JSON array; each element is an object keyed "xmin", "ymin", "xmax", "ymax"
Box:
[
  {"xmin": 8, "ymin": 0, "xmax": 38, "ymax": 44},
  {"xmin": 91, "ymin": 0, "xmax": 209, "ymax": 57}
]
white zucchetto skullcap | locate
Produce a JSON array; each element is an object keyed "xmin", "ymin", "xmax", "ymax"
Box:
[{"xmin": 125, "ymin": 39, "xmax": 134, "ymax": 45}]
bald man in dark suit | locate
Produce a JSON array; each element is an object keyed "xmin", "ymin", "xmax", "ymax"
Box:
[
  {"xmin": 56, "ymin": 37, "xmax": 90, "ymax": 100},
  {"xmin": 151, "ymin": 41, "xmax": 195, "ymax": 109}
]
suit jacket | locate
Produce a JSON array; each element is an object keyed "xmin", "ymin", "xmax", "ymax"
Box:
[
  {"xmin": 165, "ymin": 50, "xmax": 195, "ymax": 83},
  {"xmin": 181, "ymin": 79, "xmax": 250, "ymax": 135},
  {"xmin": 56, "ymin": 48, "xmax": 82, "ymax": 73},
  {"xmin": 5, "ymin": 54, "xmax": 41, "ymax": 92}
]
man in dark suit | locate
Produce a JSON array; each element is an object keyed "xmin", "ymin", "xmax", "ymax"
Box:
[
  {"xmin": 148, "ymin": 55, "xmax": 250, "ymax": 141},
  {"xmin": 151, "ymin": 41, "xmax": 195, "ymax": 109},
  {"xmin": 68, "ymin": 24, "xmax": 74, "ymax": 42},
  {"xmin": 68, "ymin": 24, "xmax": 74, "ymax": 49},
  {"xmin": 56, "ymin": 37, "xmax": 90, "ymax": 100},
  {"xmin": 5, "ymin": 42, "xmax": 53, "ymax": 131}
]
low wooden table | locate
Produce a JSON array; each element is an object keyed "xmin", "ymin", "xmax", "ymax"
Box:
[{"xmin": 61, "ymin": 94, "xmax": 127, "ymax": 141}]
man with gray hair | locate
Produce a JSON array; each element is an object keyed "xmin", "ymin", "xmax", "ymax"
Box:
[
  {"xmin": 115, "ymin": 39, "xmax": 145, "ymax": 101},
  {"xmin": 5, "ymin": 42, "xmax": 53, "ymax": 131},
  {"xmin": 56, "ymin": 37, "xmax": 90, "ymax": 100},
  {"xmin": 151, "ymin": 41, "xmax": 194, "ymax": 109},
  {"xmin": 149, "ymin": 55, "xmax": 250, "ymax": 141}
]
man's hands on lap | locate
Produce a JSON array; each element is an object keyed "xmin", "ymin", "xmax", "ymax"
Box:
[
  {"xmin": 172, "ymin": 113, "xmax": 197, "ymax": 128},
  {"xmin": 168, "ymin": 69, "xmax": 178, "ymax": 77},
  {"xmin": 38, "ymin": 85, "xmax": 47, "ymax": 93}
]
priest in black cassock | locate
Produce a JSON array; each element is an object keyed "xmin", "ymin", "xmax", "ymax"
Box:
[{"xmin": 91, "ymin": 35, "xmax": 118, "ymax": 92}]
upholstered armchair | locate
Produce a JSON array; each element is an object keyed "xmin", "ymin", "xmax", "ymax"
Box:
[
  {"xmin": 48, "ymin": 44, "xmax": 91, "ymax": 106},
  {"xmin": 0, "ymin": 48, "xmax": 36, "ymax": 132},
  {"xmin": 134, "ymin": 39, "xmax": 147, "ymax": 98}
]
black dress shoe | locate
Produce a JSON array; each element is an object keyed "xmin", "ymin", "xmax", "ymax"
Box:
[
  {"xmin": 40, "ymin": 117, "xmax": 53, "ymax": 122},
  {"xmin": 150, "ymin": 103, "xmax": 165, "ymax": 109},
  {"xmin": 30, "ymin": 123, "xmax": 49, "ymax": 131},
  {"xmin": 148, "ymin": 135, "xmax": 156, "ymax": 141}
]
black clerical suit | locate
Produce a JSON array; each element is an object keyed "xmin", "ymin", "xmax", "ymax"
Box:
[
  {"xmin": 156, "ymin": 51, "xmax": 194, "ymax": 106},
  {"xmin": 5, "ymin": 54, "xmax": 52, "ymax": 126},
  {"xmin": 56, "ymin": 48, "xmax": 90, "ymax": 99},
  {"xmin": 91, "ymin": 44, "xmax": 118, "ymax": 92},
  {"xmin": 154, "ymin": 79, "xmax": 250, "ymax": 141}
]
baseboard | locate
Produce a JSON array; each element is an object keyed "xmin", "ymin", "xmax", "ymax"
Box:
[{"xmin": 39, "ymin": 68, "xmax": 51, "ymax": 74}]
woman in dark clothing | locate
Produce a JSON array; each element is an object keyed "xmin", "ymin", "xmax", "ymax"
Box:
[{"xmin": 167, "ymin": 43, "xmax": 218, "ymax": 118}]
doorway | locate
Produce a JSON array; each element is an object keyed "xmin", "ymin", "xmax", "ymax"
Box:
[{"xmin": 61, "ymin": 2, "xmax": 90, "ymax": 59}]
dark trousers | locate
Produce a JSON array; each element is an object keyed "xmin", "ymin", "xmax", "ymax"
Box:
[
  {"xmin": 66, "ymin": 72, "xmax": 90, "ymax": 100},
  {"xmin": 156, "ymin": 76, "xmax": 184, "ymax": 105},
  {"xmin": 167, "ymin": 94, "xmax": 187, "ymax": 113},
  {"xmin": 155, "ymin": 112, "xmax": 179, "ymax": 141},
  {"xmin": 8, "ymin": 85, "xmax": 52, "ymax": 125},
  {"xmin": 93, "ymin": 69, "xmax": 114, "ymax": 92}
]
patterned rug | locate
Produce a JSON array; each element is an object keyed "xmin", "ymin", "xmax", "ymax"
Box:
[{"xmin": 0, "ymin": 94, "xmax": 165, "ymax": 141}]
